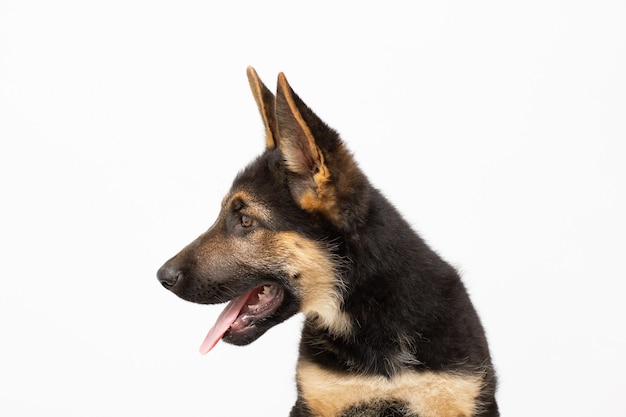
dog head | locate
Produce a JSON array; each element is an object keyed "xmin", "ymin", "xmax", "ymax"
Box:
[{"xmin": 157, "ymin": 68, "xmax": 367, "ymax": 353}]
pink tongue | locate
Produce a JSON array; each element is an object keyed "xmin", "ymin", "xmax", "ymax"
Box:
[{"xmin": 198, "ymin": 290, "xmax": 252, "ymax": 355}]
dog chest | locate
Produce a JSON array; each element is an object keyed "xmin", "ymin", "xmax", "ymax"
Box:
[{"xmin": 296, "ymin": 360, "xmax": 483, "ymax": 417}]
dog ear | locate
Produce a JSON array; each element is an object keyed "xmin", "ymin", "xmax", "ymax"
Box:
[
  {"xmin": 247, "ymin": 67, "xmax": 277, "ymax": 149},
  {"xmin": 274, "ymin": 72, "xmax": 342, "ymax": 223}
]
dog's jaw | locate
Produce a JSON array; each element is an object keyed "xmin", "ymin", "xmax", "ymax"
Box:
[{"xmin": 199, "ymin": 283, "xmax": 285, "ymax": 354}]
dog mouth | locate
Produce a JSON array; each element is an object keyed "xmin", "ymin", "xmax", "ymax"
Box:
[{"xmin": 199, "ymin": 283, "xmax": 284, "ymax": 354}]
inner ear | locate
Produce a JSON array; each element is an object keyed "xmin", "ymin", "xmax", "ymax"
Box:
[
  {"xmin": 273, "ymin": 72, "xmax": 342, "ymax": 223},
  {"xmin": 275, "ymin": 72, "xmax": 326, "ymax": 177}
]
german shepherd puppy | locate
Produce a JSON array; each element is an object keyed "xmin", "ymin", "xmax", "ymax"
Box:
[{"xmin": 157, "ymin": 67, "xmax": 499, "ymax": 417}]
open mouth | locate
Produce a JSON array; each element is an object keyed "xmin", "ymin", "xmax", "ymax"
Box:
[{"xmin": 199, "ymin": 283, "xmax": 284, "ymax": 354}]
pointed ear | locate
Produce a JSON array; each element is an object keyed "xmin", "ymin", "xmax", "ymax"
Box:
[
  {"xmin": 246, "ymin": 66, "xmax": 277, "ymax": 149},
  {"xmin": 275, "ymin": 72, "xmax": 339, "ymax": 220}
]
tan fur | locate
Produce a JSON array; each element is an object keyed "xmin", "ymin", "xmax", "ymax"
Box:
[
  {"xmin": 297, "ymin": 360, "xmax": 483, "ymax": 417},
  {"xmin": 276, "ymin": 232, "xmax": 351, "ymax": 337}
]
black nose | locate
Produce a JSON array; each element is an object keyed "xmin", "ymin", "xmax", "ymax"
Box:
[{"xmin": 157, "ymin": 264, "xmax": 182, "ymax": 290}]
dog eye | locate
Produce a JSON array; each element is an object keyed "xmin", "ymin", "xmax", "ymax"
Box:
[{"xmin": 240, "ymin": 214, "xmax": 254, "ymax": 228}]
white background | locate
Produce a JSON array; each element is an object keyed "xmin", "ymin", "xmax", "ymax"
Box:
[{"xmin": 1, "ymin": 1, "xmax": 625, "ymax": 416}]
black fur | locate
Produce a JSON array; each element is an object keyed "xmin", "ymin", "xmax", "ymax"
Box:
[{"xmin": 157, "ymin": 68, "xmax": 499, "ymax": 417}]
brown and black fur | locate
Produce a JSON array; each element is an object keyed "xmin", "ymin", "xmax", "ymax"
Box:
[{"xmin": 157, "ymin": 67, "xmax": 499, "ymax": 417}]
